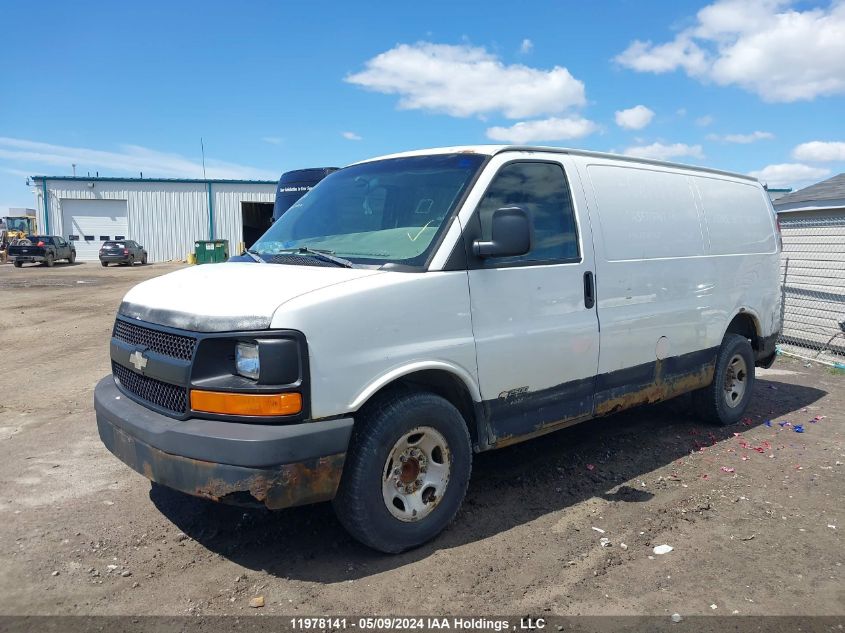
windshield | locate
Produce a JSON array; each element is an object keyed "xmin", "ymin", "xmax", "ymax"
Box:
[
  {"xmin": 7, "ymin": 218, "xmax": 32, "ymax": 232},
  {"xmin": 252, "ymin": 153, "xmax": 486, "ymax": 266}
]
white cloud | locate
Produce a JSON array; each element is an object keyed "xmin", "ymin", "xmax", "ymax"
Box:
[
  {"xmin": 341, "ymin": 131, "xmax": 363, "ymax": 141},
  {"xmin": 0, "ymin": 137, "xmax": 277, "ymax": 181},
  {"xmin": 792, "ymin": 141, "xmax": 845, "ymax": 162},
  {"xmin": 0, "ymin": 167, "xmax": 33, "ymax": 178},
  {"xmin": 623, "ymin": 142, "xmax": 704, "ymax": 161},
  {"xmin": 261, "ymin": 136, "xmax": 283, "ymax": 145},
  {"xmin": 520, "ymin": 38, "xmax": 534, "ymax": 54},
  {"xmin": 695, "ymin": 115, "xmax": 714, "ymax": 127},
  {"xmin": 346, "ymin": 42, "xmax": 586, "ymax": 118},
  {"xmin": 485, "ymin": 116, "xmax": 599, "ymax": 144},
  {"xmin": 615, "ymin": 105, "xmax": 655, "ymax": 130},
  {"xmin": 707, "ymin": 130, "xmax": 774, "ymax": 143},
  {"xmin": 615, "ymin": 0, "xmax": 845, "ymax": 102},
  {"xmin": 748, "ymin": 163, "xmax": 831, "ymax": 188},
  {"xmin": 615, "ymin": 35, "xmax": 709, "ymax": 75}
]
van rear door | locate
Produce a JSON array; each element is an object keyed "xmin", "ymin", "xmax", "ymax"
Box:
[{"xmin": 464, "ymin": 154, "xmax": 600, "ymax": 446}]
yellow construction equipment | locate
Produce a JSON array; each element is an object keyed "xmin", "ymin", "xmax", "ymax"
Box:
[{"xmin": 1, "ymin": 214, "xmax": 38, "ymax": 263}]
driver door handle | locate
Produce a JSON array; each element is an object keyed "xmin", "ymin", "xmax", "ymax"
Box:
[{"xmin": 584, "ymin": 271, "xmax": 595, "ymax": 309}]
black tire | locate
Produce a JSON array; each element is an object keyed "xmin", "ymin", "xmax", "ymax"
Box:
[
  {"xmin": 44, "ymin": 253, "xmax": 54, "ymax": 267},
  {"xmin": 68, "ymin": 252, "xmax": 76, "ymax": 264},
  {"xmin": 128, "ymin": 255, "xmax": 135, "ymax": 266},
  {"xmin": 693, "ymin": 333, "xmax": 755, "ymax": 426},
  {"xmin": 14, "ymin": 261, "xmax": 22, "ymax": 268},
  {"xmin": 333, "ymin": 391, "xmax": 472, "ymax": 553},
  {"xmin": 101, "ymin": 261, "xmax": 108, "ymax": 267},
  {"xmin": 141, "ymin": 253, "xmax": 147, "ymax": 265}
]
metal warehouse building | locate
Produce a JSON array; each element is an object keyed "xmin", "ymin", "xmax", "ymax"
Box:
[{"xmin": 29, "ymin": 176, "xmax": 277, "ymax": 262}]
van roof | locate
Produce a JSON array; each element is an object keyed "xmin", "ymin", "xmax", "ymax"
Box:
[{"xmin": 356, "ymin": 145, "xmax": 758, "ymax": 183}]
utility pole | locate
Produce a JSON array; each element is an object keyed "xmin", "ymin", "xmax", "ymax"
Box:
[{"xmin": 201, "ymin": 138, "xmax": 207, "ymax": 180}]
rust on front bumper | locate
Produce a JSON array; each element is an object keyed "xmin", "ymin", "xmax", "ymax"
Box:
[{"xmin": 102, "ymin": 420, "xmax": 345, "ymax": 510}]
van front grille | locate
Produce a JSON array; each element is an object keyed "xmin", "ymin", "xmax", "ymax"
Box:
[
  {"xmin": 112, "ymin": 361, "xmax": 188, "ymax": 415},
  {"xmin": 113, "ymin": 319, "xmax": 196, "ymax": 361}
]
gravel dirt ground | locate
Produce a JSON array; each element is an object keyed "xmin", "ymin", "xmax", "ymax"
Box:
[{"xmin": 0, "ymin": 261, "xmax": 843, "ymax": 618}]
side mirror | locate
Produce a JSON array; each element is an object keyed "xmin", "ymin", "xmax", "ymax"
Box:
[{"xmin": 473, "ymin": 207, "xmax": 532, "ymax": 258}]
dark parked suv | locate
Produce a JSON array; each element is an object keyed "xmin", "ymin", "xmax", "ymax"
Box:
[{"xmin": 99, "ymin": 240, "xmax": 147, "ymax": 266}]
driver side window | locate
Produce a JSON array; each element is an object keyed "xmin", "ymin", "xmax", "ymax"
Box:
[{"xmin": 476, "ymin": 161, "xmax": 580, "ymax": 265}]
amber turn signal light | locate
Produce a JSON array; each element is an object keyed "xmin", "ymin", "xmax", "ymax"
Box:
[{"xmin": 190, "ymin": 390, "xmax": 302, "ymax": 417}]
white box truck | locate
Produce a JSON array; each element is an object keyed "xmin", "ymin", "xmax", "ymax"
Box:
[{"xmin": 95, "ymin": 146, "xmax": 782, "ymax": 552}]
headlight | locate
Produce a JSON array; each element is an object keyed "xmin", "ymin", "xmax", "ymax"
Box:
[{"xmin": 235, "ymin": 342, "xmax": 260, "ymax": 380}]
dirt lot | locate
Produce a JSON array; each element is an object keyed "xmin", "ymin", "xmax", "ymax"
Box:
[{"xmin": 0, "ymin": 261, "xmax": 843, "ymax": 618}]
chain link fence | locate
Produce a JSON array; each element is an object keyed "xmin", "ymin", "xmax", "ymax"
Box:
[{"xmin": 778, "ymin": 214, "xmax": 845, "ymax": 365}]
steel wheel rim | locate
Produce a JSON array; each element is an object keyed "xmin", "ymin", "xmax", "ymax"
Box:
[
  {"xmin": 723, "ymin": 353, "xmax": 748, "ymax": 408},
  {"xmin": 382, "ymin": 426, "xmax": 451, "ymax": 522}
]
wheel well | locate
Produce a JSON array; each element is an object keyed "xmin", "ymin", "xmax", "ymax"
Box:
[
  {"xmin": 363, "ymin": 370, "xmax": 479, "ymax": 445},
  {"xmin": 725, "ymin": 313, "xmax": 760, "ymax": 350}
]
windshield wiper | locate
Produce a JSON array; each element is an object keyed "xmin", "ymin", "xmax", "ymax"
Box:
[
  {"xmin": 278, "ymin": 246, "xmax": 355, "ymax": 268},
  {"xmin": 245, "ymin": 249, "xmax": 267, "ymax": 264}
]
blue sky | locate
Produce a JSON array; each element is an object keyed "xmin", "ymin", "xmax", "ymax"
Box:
[{"xmin": 2, "ymin": 0, "xmax": 844, "ymax": 212}]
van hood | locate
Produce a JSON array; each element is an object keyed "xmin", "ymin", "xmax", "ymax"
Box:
[{"xmin": 118, "ymin": 262, "xmax": 382, "ymax": 332}]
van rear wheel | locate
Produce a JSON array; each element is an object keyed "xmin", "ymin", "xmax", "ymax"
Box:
[
  {"xmin": 333, "ymin": 391, "xmax": 472, "ymax": 553},
  {"xmin": 693, "ymin": 333, "xmax": 755, "ymax": 426}
]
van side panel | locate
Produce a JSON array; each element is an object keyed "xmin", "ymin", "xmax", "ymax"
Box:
[
  {"xmin": 693, "ymin": 176, "xmax": 782, "ymax": 340},
  {"xmin": 589, "ymin": 165, "xmax": 706, "ymax": 261},
  {"xmin": 577, "ymin": 156, "xmax": 781, "ymax": 413},
  {"xmin": 694, "ymin": 176, "xmax": 777, "ymax": 256}
]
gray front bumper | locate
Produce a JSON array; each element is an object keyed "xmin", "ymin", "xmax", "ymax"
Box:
[{"xmin": 94, "ymin": 376, "xmax": 353, "ymax": 508}]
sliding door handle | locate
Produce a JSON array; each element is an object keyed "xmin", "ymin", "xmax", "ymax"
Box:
[{"xmin": 584, "ymin": 271, "xmax": 595, "ymax": 309}]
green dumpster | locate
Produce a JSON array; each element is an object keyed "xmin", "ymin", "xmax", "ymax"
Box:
[{"xmin": 194, "ymin": 239, "xmax": 229, "ymax": 264}]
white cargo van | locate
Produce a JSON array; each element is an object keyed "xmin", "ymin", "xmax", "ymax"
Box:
[{"xmin": 95, "ymin": 146, "xmax": 782, "ymax": 552}]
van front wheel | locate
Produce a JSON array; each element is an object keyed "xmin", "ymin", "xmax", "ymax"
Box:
[
  {"xmin": 693, "ymin": 333, "xmax": 755, "ymax": 426},
  {"xmin": 333, "ymin": 391, "xmax": 472, "ymax": 553}
]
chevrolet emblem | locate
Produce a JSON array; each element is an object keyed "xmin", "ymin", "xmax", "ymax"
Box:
[{"xmin": 129, "ymin": 350, "xmax": 148, "ymax": 373}]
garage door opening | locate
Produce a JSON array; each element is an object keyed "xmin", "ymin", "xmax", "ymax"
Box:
[
  {"xmin": 61, "ymin": 199, "xmax": 129, "ymax": 262},
  {"xmin": 241, "ymin": 202, "xmax": 274, "ymax": 249}
]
